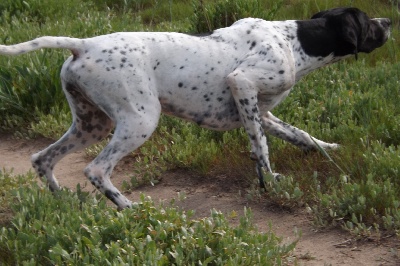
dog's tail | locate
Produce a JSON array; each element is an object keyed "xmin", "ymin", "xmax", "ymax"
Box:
[{"xmin": 0, "ymin": 36, "xmax": 85, "ymax": 57}]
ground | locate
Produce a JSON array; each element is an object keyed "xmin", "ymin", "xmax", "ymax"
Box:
[{"xmin": 0, "ymin": 133, "xmax": 399, "ymax": 265}]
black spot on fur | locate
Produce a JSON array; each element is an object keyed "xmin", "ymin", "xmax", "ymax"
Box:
[
  {"xmin": 239, "ymin": 99, "xmax": 249, "ymax": 105},
  {"xmin": 105, "ymin": 190, "xmax": 121, "ymax": 205},
  {"xmin": 60, "ymin": 146, "xmax": 68, "ymax": 154}
]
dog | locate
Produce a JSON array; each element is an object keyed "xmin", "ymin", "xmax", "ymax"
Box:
[{"xmin": 0, "ymin": 7, "xmax": 390, "ymax": 209}]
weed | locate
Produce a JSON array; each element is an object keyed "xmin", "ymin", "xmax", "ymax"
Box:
[
  {"xmin": 1, "ymin": 0, "xmax": 400, "ymax": 241},
  {"xmin": 190, "ymin": 0, "xmax": 283, "ymax": 33},
  {"xmin": 0, "ymin": 173, "xmax": 297, "ymax": 265}
]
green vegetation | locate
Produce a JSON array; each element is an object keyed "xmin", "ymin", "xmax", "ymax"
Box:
[
  {"xmin": 0, "ymin": 171, "xmax": 297, "ymax": 265},
  {"xmin": 1, "ymin": 0, "xmax": 400, "ymax": 263}
]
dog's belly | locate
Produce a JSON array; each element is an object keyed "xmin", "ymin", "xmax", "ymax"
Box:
[
  {"xmin": 159, "ymin": 95, "xmax": 242, "ymax": 131},
  {"xmin": 140, "ymin": 34, "xmax": 245, "ymax": 130}
]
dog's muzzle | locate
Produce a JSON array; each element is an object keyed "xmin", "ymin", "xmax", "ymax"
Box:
[
  {"xmin": 373, "ymin": 18, "xmax": 392, "ymax": 37},
  {"xmin": 374, "ymin": 18, "xmax": 392, "ymax": 29}
]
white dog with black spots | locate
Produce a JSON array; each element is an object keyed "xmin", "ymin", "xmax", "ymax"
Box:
[{"xmin": 0, "ymin": 7, "xmax": 390, "ymax": 209}]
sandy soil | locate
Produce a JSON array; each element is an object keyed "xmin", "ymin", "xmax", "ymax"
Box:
[{"xmin": 1, "ymin": 133, "xmax": 399, "ymax": 265}]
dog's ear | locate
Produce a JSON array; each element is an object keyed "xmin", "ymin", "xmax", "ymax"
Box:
[{"xmin": 312, "ymin": 8, "xmax": 370, "ymax": 59}]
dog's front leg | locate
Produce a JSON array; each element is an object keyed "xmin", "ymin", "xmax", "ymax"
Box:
[
  {"xmin": 261, "ymin": 111, "xmax": 339, "ymax": 152},
  {"xmin": 226, "ymin": 71, "xmax": 280, "ymax": 187}
]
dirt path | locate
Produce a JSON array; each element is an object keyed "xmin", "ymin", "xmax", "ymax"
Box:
[{"xmin": 0, "ymin": 134, "xmax": 398, "ymax": 265}]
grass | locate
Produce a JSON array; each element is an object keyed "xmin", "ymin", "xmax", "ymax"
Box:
[
  {"xmin": 1, "ymin": 0, "xmax": 400, "ymax": 262},
  {"xmin": 0, "ymin": 170, "xmax": 297, "ymax": 265}
]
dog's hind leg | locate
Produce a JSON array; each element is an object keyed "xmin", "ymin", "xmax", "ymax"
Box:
[
  {"xmin": 261, "ymin": 111, "xmax": 339, "ymax": 151},
  {"xmin": 31, "ymin": 83, "xmax": 114, "ymax": 191},
  {"xmin": 83, "ymin": 96, "xmax": 162, "ymax": 210}
]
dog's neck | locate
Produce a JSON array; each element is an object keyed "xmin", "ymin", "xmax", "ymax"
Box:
[
  {"xmin": 289, "ymin": 19, "xmax": 351, "ymax": 80},
  {"xmin": 296, "ymin": 19, "xmax": 341, "ymax": 57}
]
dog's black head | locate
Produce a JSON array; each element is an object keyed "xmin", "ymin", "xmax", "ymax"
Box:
[
  {"xmin": 311, "ymin": 7, "xmax": 391, "ymax": 58},
  {"xmin": 297, "ymin": 7, "xmax": 390, "ymax": 59}
]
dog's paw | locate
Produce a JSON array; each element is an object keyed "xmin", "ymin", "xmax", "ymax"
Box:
[
  {"xmin": 303, "ymin": 142, "xmax": 340, "ymax": 154},
  {"xmin": 272, "ymin": 172, "xmax": 283, "ymax": 181},
  {"xmin": 117, "ymin": 202, "xmax": 134, "ymax": 211},
  {"xmin": 258, "ymin": 171, "xmax": 283, "ymax": 188},
  {"xmin": 326, "ymin": 143, "xmax": 340, "ymax": 150}
]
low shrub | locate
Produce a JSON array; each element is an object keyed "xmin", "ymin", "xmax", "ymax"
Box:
[{"xmin": 0, "ymin": 171, "xmax": 297, "ymax": 265}]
